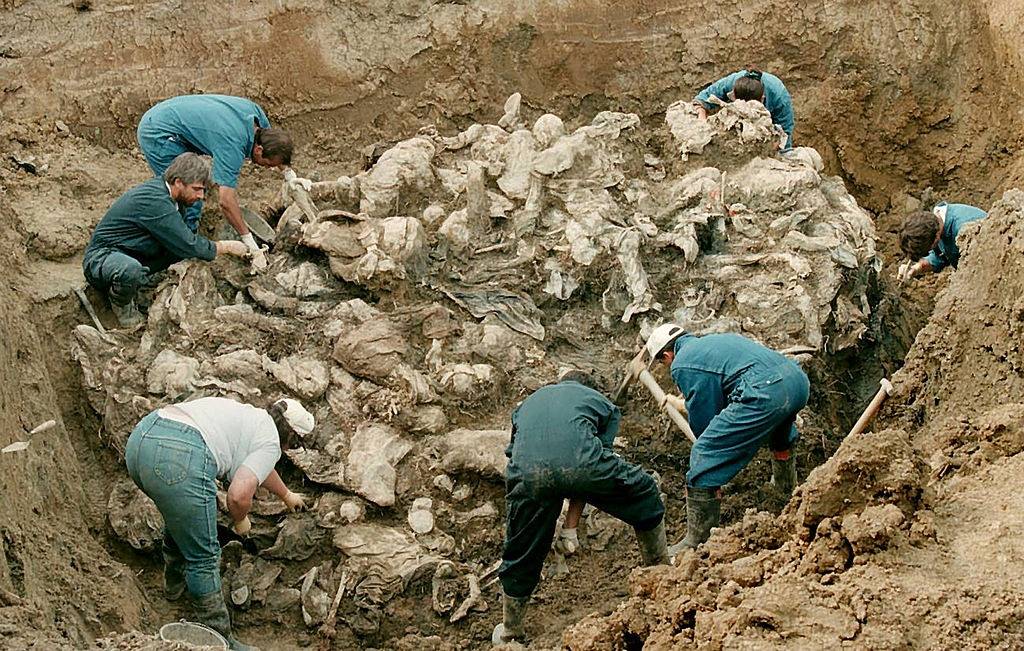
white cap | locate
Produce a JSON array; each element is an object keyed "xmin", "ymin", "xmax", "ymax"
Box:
[
  {"xmin": 644, "ymin": 323, "xmax": 685, "ymax": 366},
  {"xmin": 278, "ymin": 398, "xmax": 315, "ymax": 436}
]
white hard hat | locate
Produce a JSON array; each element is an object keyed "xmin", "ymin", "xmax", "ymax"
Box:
[
  {"xmin": 278, "ymin": 398, "xmax": 315, "ymax": 436},
  {"xmin": 645, "ymin": 323, "xmax": 685, "ymax": 365}
]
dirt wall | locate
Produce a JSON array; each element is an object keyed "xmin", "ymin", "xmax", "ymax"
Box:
[
  {"xmin": 0, "ymin": 212, "xmax": 147, "ymax": 647},
  {"xmin": 1, "ymin": 0, "xmax": 1022, "ymax": 214}
]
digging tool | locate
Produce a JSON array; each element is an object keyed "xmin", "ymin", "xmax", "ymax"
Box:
[
  {"xmin": 614, "ymin": 351, "xmax": 696, "ymax": 443},
  {"xmin": 2, "ymin": 419, "xmax": 57, "ymax": 454},
  {"xmin": 241, "ymin": 207, "xmax": 276, "ymax": 245},
  {"xmin": 74, "ymin": 287, "xmax": 106, "ymax": 334},
  {"xmin": 847, "ymin": 378, "xmax": 893, "ymax": 437}
]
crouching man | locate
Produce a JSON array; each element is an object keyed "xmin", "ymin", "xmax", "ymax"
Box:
[
  {"xmin": 82, "ymin": 152, "xmax": 251, "ymax": 327},
  {"xmin": 645, "ymin": 324, "xmax": 809, "ymax": 554},
  {"xmin": 125, "ymin": 396, "xmax": 314, "ymax": 651},
  {"xmin": 493, "ymin": 371, "xmax": 668, "ymax": 646}
]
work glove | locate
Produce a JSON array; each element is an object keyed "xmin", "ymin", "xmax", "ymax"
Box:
[
  {"xmin": 232, "ymin": 516, "xmax": 251, "ymax": 536},
  {"xmin": 628, "ymin": 354, "xmax": 646, "ymax": 377},
  {"xmin": 283, "ymin": 168, "xmax": 313, "ymax": 192},
  {"xmin": 896, "ymin": 261, "xmax": 913, "ymax": 283},
  {"xmin": 241, "ymin": 233, "xmax": 269, "ymax": 272},
  {"xmin": 554, "ymin": 528, "xmax": 580, "ymax": 556},
  {"xmin": 217, "ymin": 240, "xmax": 250, "ymax": 258},
  {"xmin": 281, "ymin": 490, "xmax": 307, "ymax": 512},
  {"xmin": 660, "ymin": 394, "xmax": 687, "ymax": 414}
]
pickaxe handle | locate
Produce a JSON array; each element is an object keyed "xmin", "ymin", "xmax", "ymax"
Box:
[
  {"xmin": 847, "ymin": 379, "xmax": 893, "ymax": 437},
  {"xmin": 637, "ymin": 369, "xmax": 697, "ymax": 443}
]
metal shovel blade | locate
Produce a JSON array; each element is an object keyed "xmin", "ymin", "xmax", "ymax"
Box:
[{"xmin": 242, "ymin": 207, "xmax": 276, "ymax": 244}]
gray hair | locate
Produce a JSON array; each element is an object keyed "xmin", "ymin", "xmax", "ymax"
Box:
[{"xmin": 163, "ymin": 152, "xmax": 212, "ymax": 186}]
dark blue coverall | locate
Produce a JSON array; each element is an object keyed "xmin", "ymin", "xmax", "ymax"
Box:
[
  {"xmin": 670, "ymin": 333, "xmax": 809, "ymax": 489},
  {"xmin": 83, "ymin": 178, "xmax": 217, "ymax": 305},
  {"xmin": 498, "ymin": 381, "xmax": 665, "ymax": 599}
]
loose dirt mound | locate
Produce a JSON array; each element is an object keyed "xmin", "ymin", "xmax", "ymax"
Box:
[{"xmin": 563, "ymin": 192, "xmax": 1024, "ymax": 650}]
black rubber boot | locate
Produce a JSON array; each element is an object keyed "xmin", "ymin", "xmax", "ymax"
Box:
[
  {"xmin": 770, "ymin": 456, "xmax": 798, "ymax": 496},
  {"xmin": 194, "ymin": 590, "xmax": 259, "ymax": 651},
  {"xmin": 491, "ymin": 592, "xmax": 529, "ymax": 646},
  {"xmin": 668, "ymin": 486, "xmax": 721, "ymax": 555},
  {"xmin": 635, "ymin": 519, "xmax": 669, "ymax": 566},
  {"xmin": 109, "ymin": 297, "xmax": 144, "ymax": 327}
]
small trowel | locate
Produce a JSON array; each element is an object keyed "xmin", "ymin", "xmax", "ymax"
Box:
[{"xmin": 241, "ymin": 207, "xmax": 276, "ymax": 245}]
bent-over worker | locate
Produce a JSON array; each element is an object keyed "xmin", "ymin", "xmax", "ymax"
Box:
[
  {"xmin": 82, "ymin": 153, "xmax": 252, "ymax": 327},
  {"xmin": 694, "ymin": 68, "xmax": 795, "ymax": 149},
  {"xmin": 645, "ymin": 325, "xmax": 808, "ymax": 554},
  {"xmin": 897, "ymin": 201, "xmax": 987, "ymax": 282},
  {"xmin": 137, "ymin": 94, "xmax": 312, "ymax": 270},
  {"xmin": 125, "ymin": 397, "xmax": 314, "ymax": 651},
  {"xmin": 493, "ymin": 371, "xmax": 668, "ymax": 646}
]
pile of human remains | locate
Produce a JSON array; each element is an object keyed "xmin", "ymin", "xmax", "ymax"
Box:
[{"xmin": 72, "ymin": 93, "xmax": 878, "ymax": 639}]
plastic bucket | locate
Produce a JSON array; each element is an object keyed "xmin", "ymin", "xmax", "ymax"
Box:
[{"xmin": 158, "ymin": 620, "xmax": 228, "ymax": 648}]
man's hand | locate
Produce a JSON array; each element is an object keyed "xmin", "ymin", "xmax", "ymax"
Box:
[
  {"xmin": 896, "ymin": 261, "xmax": 914, "ymax": 283},
  {"xmin": 628, "ymin": 354, "xmax": 646, "ymax": 377},
  {"xmin": 281, "ymin": 490, "xmax": 307, "ymax": 512},
  {"xmin": 250, "ymin": 247, "xmax": 269, "ymax": 273},
  {"xmin": 232, "ymin": 516, "xmax": 251, "ymax": 536},
  {"xmin": 284, "ymin": 168, "xmax": 313, "ymax": 192},
  {"xmin": 554, "ymin": 528, "xmax": 579, "ymax": 556},
  {"xmin": 216, "ymin": 240, "xmax": 250, "ymax": 258},
  {"xmin": 694, "ymin": 103, "xmax": 708, "ymax": 120},
  {"xmin": 660, "ymin": 394, "xmax": 687, "ymax": 414}
]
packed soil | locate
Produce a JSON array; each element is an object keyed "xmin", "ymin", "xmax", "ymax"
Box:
[{"xmin": 1, "ymin": 0, "xmax": 1024, "ymax": 650}]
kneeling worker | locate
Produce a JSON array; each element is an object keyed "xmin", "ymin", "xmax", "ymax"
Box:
[
  {"xmin": 897, "ymin": 201, "xmax": 987, "ymax": 281},
  {"xmin": 645, "ymin": 325, "xmax": 809, "ymax": 554},
  {"xmin": 125, "ymin": 396, "xmax": 314, "ymax": 651},
  {"xmin": 83, "ymin": 153, "xmax": 252, "ymax": 327},
  {"xmin": 494, "ymin": 371, "xmax": 668, "ymax": 646}
]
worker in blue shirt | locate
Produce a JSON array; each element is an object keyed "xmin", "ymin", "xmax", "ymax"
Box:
[
  {"xmin": 644, "ymin": 324, "xmax": 809, "ymax": 554},
  {"xmin": 83, "ymin": 153, "xmax": 252, "ymax": 326},
  {"xmin": 694, "ymin": 68, "xmax": 795, "ymax": 149},
  {"xmin": 137, "ymin": 94, "xmax": 313, "ymax": 270},
  {"xmin": 897, "ymin": 202, "xmax": 987, "ymax": 281},
  {"xmin": 493, "ymin": 371, "xmax": 667, "ymax": 646}
]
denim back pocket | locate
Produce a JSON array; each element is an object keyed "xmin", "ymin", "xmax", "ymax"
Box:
[{"xmin": 153, "ymin": 440, "xmax": 193, "ymax": 485}]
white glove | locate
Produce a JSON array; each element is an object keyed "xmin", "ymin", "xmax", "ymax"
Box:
[
  {"xmin": 281, "ymin": 490, "xmax": 307, "ymax": 512},
  {"xmin": 240, "ymin": 233, "xmax": 268, "ymax": 272},
  {"xmin": 283, "ymin": 168, "xmax": 313, "ymax": 192},
  {"xmin": 660, "ymin": 394, "xmax": 688, "ymax": 414},
  {"xmin": 896, "ymin": 261, "xmax": 912, "ymax": 283},
  {"xmin": 232, "ymin": 516, "xmax": 251, "ymax": 536},
  {"xmin": 555, "ymin": 528, "xmax": 579, "ymax": 555}
]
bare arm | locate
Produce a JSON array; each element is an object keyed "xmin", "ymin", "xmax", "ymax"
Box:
[
  {"xmin": 260, "ymin": 469, "xmax": 289, "ymax": 500},
  {"xmin": 226, "ymin": 466, "xmax": 259, "ymax": 522},
  {"xmin": 565, "ymin": 498, "xmax": 585, "ymax": 529},
  {"xmin": 217, "ymin": 186, "xmax": 251, "ymax": 237}
]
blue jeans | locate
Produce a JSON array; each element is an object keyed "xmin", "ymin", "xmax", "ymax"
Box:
[
  {"xmin": 137, "ymin": 117, "xmax": 202, "ymax": 233},
  {"xmin": 125, "ymin": 411, "xmax": 221, "ymax": 598},
  {"xmin": 83, "ymin": 250, "xmax": 149, "ymax": 306},
  {"xmin": 687, "ymin": 363, "xmax": 809, "ymax": 488}
]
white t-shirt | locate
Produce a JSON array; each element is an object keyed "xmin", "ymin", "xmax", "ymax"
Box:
[{"xmin": 160, "ymin": 397, "xmax": 281, "ymax": 482}]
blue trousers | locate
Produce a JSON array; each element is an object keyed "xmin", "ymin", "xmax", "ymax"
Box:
[
  {"xmin": 137, "ymin": 116, "xmax": 202, "ymax": 233},
  {"xmin": 687, "ymin": 364, "xmax": 809, "ymax": 488},
  {"xmin": 499, "ymin": 447, "xmax": 665, "ymax": 598},
  {"xmin": 83, "ymin": 250, "xmax": 149, "ymax": 306},
  {"xmin": 125, "ymin": 412, "xmax": 221, "ymax": 598}
]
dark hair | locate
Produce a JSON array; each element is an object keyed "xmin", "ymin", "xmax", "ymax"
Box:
[
  {"xmin": 560, "ymin": 369, "xmax": 602, "ymax": 392},
  {"xmin": 255, "ymin": 127, "xmax": 294, "ymax": 165},
  {"xmin": 900, "ymin": 210, "xmax": 941, "ymax": 260},
  {"xmin": 734, "ymin": 68, "xmax": 765, "ymax": 101},
  {"xmin": 267, "ymin": 399, "xmax": 298, "ymax": 450}
]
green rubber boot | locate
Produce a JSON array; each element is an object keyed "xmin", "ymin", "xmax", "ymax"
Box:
[
  {"xmin": 668, "ymin": 486, "xmax": 721, "ymax": 555},
  {"xmin": 770, "ymin": 455, "xmax": 798, "ymax": 497},
  {"xmin": 194, "ymin": 590, "xmax": 259, "ymax": 651},
  {"xmin": 635, "ymin": 519, "xmax": 669, "ymax": 566},
  {"xmin": 491, "ymin": 592, "xmax": 529, "ymax": 646}
]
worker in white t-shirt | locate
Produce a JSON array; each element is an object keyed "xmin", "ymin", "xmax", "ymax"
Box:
[{"xmin": 125, "ymin": 396, "xmax": 314, "ymax": 651}]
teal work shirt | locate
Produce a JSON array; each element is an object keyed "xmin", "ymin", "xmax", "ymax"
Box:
[
  {"xmin": 924, "ymin": 202, "xmax": 987, "ymax": 271},
  {"xmin": 506, "ymin": 381, "xmax": 621, "ymax": 476},
  {"xmin": 83, "ymin": 178, "xmax": 217, "ymax": 271},
  {"xmin": 670, "ymin": 333, "xmax": 799, "ymax": 437},
  {"xmin": 695, "ymin": 70, "xmax": 795, "ymax": 148},
  {"xmin": 138, "ymin": 95, "xmax": 271, "ymax": 188}
]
